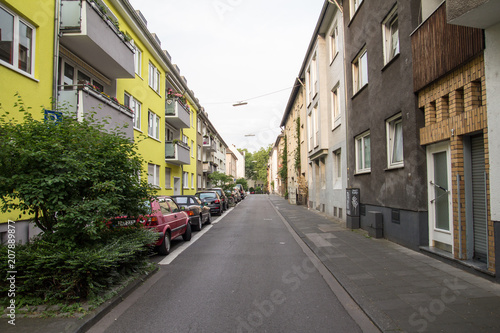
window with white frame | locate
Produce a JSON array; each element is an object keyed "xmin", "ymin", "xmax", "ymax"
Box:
[
  {"xmin": 329, "ymin": 25, "xmax": 339, "ymax": 63},
  {"xmin": 148, "ymin": 111, "xmax": 160, "ymax": 139},
  {"xmin": 183, "ymin": 172, "xmax": 189, "ymax": 189},
  {"xmin": 191, "ymin": 140, "xmax": 194, "ymax": 158},
  {"xmin": 386, "ymin": 113, "xmax": 404, "ymax": 168},
  {"xmin": 0, "ymin": 5, "xmax": 35, "ymax": 75},
  {"xmin": 197, "ymin": 117, "xmax": 201, "ymax": 133},
  {"xmin": 148, "ymin": 62, "xmax": 160, "ymax": 93},
  {"xmin": 320, "ymin": 158, "xmax": 326, "ymax": 189},
  {"xmin": 331, "ymin": 85, "xmax": 340, "ymax": 129},
  {"xmin": 124, "ymin": 93, "xmax": 141, "ymax": 130},
  {"xmin": 191, "ymin": 173, "xmax": 194, "ymax": 189},
  {"xmin": 148, "ymin": 163, "xmax": 160, "ymax": 187},
  {"xmin": 382, "ymin": 6, "xmax": 399, "ymax": 65},
  {"xmin": 352, "ymin": 47, "xmax": 368, "ymax": 94},
  {"xmin": 182, "ymin": 134, "xmax": 188, "ymax": 145},
  {"xmin": 165, "ymin": 167, "xmax": 171, "ymax": 188},
  {"xmin": 350, "ymin": 0, "xmax": 364, "ymax": 17},
  {"xmin": 198, "ymin": 175, "xmax": 202, "ymax": 189},
  {"xmin": 355, "ymin": 131, "xmax": 371, "ymax": 173},
  {"xmin": 333, "ymin": 149, "xmax": 342, "ymax": 180},
  {"xmin": 307, "ymin": 112, "xmax": 313, "ymax": 151},
  {"xmin": 305, "ymin": 69, "xmax": 311, "ymax": 106},
  {"xmin": 133, "ymin": 42, "xmax": 142, "ymax": 76},
  {"xmin": 313, "ymin": 104, "xmax": 319, "ymax": 148},
  {"xmin": 197, "ymin": 145, "xmax": 201, "ymax": 160}
]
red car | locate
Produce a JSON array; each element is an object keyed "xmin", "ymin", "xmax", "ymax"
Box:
[{"xmin": 112, "ymin": 196, "xmax": 191, "ymax": 255}]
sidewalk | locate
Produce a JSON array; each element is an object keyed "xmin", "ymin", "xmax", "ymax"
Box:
[{"xmin": 268, "ymin": 195, "xmax": 500, "ymax": 333}]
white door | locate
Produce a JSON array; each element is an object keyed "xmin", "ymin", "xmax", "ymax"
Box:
[
  {"xmin": 173, "ymin": 177, "xmax": 181, "ymax": 195},
  {"xmin": 427, "ymin": 142, "xmax": 453, "ymax": 252}
]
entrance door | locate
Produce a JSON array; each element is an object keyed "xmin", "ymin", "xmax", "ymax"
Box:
[
  {"xmin": 173, "ymin": 177, "xmax": 181, "ymax": 195},
  {"xmin": 471, "ymin": 135, "xmax": 488, "ymax": 262},
  {"xmin": 427, "ymin": 142, "xmax": 453, "ymax": 252}
]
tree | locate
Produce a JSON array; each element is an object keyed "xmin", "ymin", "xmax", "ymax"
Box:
[
  {"xmin": 235, "ymin": 178, "xmax": 248, "ymax": 190},
  {"xmin": 0, "ymin": 97, "xmax": 157, "ymax": 245},
  {"xmin": 244, "ymin": 145, "xmax": 271, "ymax": 182},
  {"xmin": 208, "ymin": 171, "xmax": 232, "ymax": 187}
]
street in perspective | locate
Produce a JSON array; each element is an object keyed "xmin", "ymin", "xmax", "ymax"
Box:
[{"xmin": 2, "ymin": 0, "xmax": 500, "ymax": 332}]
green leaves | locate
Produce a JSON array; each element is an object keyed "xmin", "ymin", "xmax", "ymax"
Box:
[{"xmin": 0, "ymin": 98, "xmax": 157, "ymax": 245}]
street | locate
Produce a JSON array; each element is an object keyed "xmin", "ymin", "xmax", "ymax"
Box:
[{"xmin": 87, "ymin": 195, "xmax": 375, "ymax": 333}]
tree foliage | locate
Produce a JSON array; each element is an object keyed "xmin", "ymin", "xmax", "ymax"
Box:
[
  {"xmin": 0, "ymin": 96, "xmax": 157, "ymax": 246},
  {"xmin": 244, "ymin": 145, "xmax": 271, "ymax": 182},
  {"xmin": 208, "ymin": 171, "xmax": 233, "ymax": 187}
]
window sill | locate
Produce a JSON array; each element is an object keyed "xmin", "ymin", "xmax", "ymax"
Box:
[
  {"xmin": 352, "ymin": 83, "xmax": 368, "ymax": 99},
  {"xmin": 1, "ymin": 62, "xmax": 39, "ymax": 82},
  {"xmin": 354, "ymin": 170, "xmax": 371, "ymax": 175},
  {"xmin": 148, "ymin": 85, "xmax": 162, "ymax": 98},
  {"xmin": 384, "ymin": 164, "xmax": 404, "ymax": 171},
  {"xmin": 148, "ymin": 135, "xmax": 161, "ymax": 143},
  {"xmin": 135, "ymin": 73, "xmax": 144, "ymax": 81},
  {"xmin": 134, "ymin": 127, "xmax": 143, "ymax": 133},
  {"xmin": 330, "ymin": 52, "xmax": 339, "ymax": 66},
  {"xmin": 381, "ymin": 53, "xmax": 400, "ymax": 72}
]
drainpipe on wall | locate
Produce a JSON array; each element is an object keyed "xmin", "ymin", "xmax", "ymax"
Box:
[{"xmin": 53, "ymin": 0, "xmax": 61, "ymax": 107}]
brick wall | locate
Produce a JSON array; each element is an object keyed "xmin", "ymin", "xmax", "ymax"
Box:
[{"xmin": 418, "ymin": 54, "xmax": 494, "ymax": 272}]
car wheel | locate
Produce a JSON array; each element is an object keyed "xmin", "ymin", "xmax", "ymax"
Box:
[
  {"xmin": 206, "ymin": 213, "xmax": 212, "ymax": 224},
  {"xmin": 158, "ymin": 232, "xmax": 171, "ymax": 255},
  {"xmin": 182, "ymin": 223, "xmax": 192, "ymax": 241}
]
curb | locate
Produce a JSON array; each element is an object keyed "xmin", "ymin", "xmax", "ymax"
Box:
[{"xmin": 75, "ymin": 266, "xmax": 159, "ymax": 333}]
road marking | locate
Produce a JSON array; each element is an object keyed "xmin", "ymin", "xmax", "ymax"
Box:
[{"xmin": 159, "ymin": 207, "xmax": 234, "ymax": 265}]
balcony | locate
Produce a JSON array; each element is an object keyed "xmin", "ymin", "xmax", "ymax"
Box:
[
  {"xmin": 165, "ymin": 141, "xmax": 190, "ymax": 165},
  {"xmin": 60, "ymin": 0, "xmax": 134, "ymax": 80},
  {"xmin": 203, "ymin": 161, "xmax": 217, "ymax": 174},
  {"xmin": 446, "ymin": 0, "xmax": 500, "ymax": 29},
  {"xmin": 203, "ymin": 136, "xmax": 216, "ymax": 152},
  {"xmin": 57, "ymin": 84, "xmax": 134, "ymax": 139},
  {"xmin": 165, "ymin": 98, "xmax": 190, "ymax": 129}
]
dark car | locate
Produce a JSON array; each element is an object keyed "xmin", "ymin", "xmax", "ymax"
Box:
[
  {"xmin": 225, "ymin": 189, "xmax": 237, "ymax": 207},
  {"xmin": 234, "ymin": 184, "xmax": 246, "ymax": 199},
  {"xmin": 195, "ymin": 191, "xmax": 223, "ymax": 216},
  {"xmin": 171, "ymin": 195, "xmax": 211, "ymax": 231},
  {"xmin": 208, "ymin": 188, "xmax": 229, "ymax": 211}
]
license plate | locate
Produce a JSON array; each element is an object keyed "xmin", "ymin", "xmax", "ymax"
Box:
[{"xmin": 117, "ymin": 219, "xmax": 137, "ymax": 227}]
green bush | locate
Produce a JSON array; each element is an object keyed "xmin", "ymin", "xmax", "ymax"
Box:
[{"xmin": 0, "ymin": 227, "xmax": 158, "ymax": 305}]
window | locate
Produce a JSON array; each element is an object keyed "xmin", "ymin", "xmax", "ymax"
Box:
[
  {"xmin": 133, "ymin": 43, "xmax": 142, "ymax": 76},
  {"xmin": 183, "ymin": 172, "xmax": 189, "ymax": 189},
  {"xmin": 0, "ymin": 5, "xmax": 34, "ymax": 75},
  {"xmin": 197, "ymin": 117, "xmax": 201, "ymax": 134},
  {"xmin": 191, "ymin": 140, "xmax": 194, "ymax": 158},
  {"xmin": 386, "ymin": 114, "xmax": 404, "ymax": 168},
  {"xmin": 350, "ymin": 0, "xmax": 364, "ymax": 17},
  {"xmin": 320, "ymin": 158, "xmax": 326, "ymax": 189},
  {"xmin": 333, "ymin": 149, "xmax": 342, "ymax": 182},
  {"xmin": 313, "ymin": 104, "xmax": 319, "ymax": 148},
  {"xmin": 191, "ymin": 173, "xmax": 194, "ymax": 189},
  {"xmin": 355, "ymin": 131, "xmax": 371, "ymax": 173},
  {"xmin": 307, "ymin": 113, "xmax": 313, "ymax": 151},
  {"xmin": 198, "ymin": 175, "xmax": 202, "ymax": 189},
  {"xmin": 331, "ymin": 86, "xmax": 340, "ymax": 128},
  {"xmin": 148, "ymin": 164, "xmax": 160, "ymax": 187},
  {"xmin": 148, "ymin": 111, "xmax": 160, "ymax": 139},
  {"xmin": 198, "ymin": 145, "xmax": 202, "ymax": 160},
  {"xmin": 182, "ymin": 134, "xmax": 188, "ymax": 145},
  {"xmin": 382, "ymin": 6, "xmax": 399, "ymax": 65},
  {"xmin": 353, "ymin": 48, "xmax": 368, "ymax": 94},
  {"xmin": 165, "ymin": 167, "xmax": 171, "ymax": 188},
  {"xmin": 124, "ymin": 93, "xmax": 141, "ymax": 129},
  {"xmin": 329, "ymin": 25, "xmax": 339, "ymax": 63},
  {"xmin": 148, "ymin": 62, "xmax": 160, "ymax": 93}
]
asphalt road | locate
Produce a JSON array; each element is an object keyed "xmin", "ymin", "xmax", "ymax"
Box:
[{"xmin": 87, "ymin": 195, "xmax": 365, "ymax": 333}]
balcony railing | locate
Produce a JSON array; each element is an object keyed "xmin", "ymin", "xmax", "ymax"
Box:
[
  {"xmin": 60, "ymin": 0, "xmax": 134, "ymax": 80},
  {"xmin": 165, "ymin": 141, "xmax": 191, "ymax": 165},
  {"xmin": 203, "ymin": 161, "xmax": 217, "ymax": 174},
  {"xmin": 203, "ymin": 136, "xmax": 216, "ymax": 152},
  {"xmin": 165, "ymin": 98, "xmax": 190, "ymax": 129},
  {"xmin": 57, "ymin": 84, "xmax": 134, "ymax": 139}
]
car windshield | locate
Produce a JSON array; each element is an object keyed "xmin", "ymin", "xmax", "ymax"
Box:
[
  {"xmin": 174, "ymin": 197, "xmax": 188, "ymax": 204},
  {"xmin": 199, "ymin": 193, "xmax": 216, "ymax": 199}
]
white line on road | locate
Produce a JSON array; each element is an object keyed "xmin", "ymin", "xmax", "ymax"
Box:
[{"xmin": 158, "ymin": 207, "xmax": 234, "ymax": 265}]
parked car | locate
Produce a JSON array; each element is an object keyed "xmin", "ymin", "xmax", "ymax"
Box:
[
  {"xmin": 232, "ymin": 189, "xmax": 241, "ymax": 202},
  {"xmin": 195, "ymin": 191, "xmax": 223, "ymax": 216},
  {"xmin": 208, "ymin": 187, "xmax": 229, "ymax": 211},
  {"xmin": 171, "ymin": 195, "xmax": 211, "ymax": 231},
  {"xmin": 110, "ymin": 196, "xmax": 191, "ymax": 255},
  {"xmin": 234, "ymin": 184, "xmax": 246, "ymax": 199},
  {"xmin": 225, "ymin": 189, "xmax": 237, "ymax": 206}
]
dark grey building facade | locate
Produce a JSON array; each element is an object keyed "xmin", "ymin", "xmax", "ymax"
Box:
[{"xmin": 343, "ymin": 0, "xmax": 427, "ymax": 249}]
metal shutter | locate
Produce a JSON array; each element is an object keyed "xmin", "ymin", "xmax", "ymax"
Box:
[{"xmin": 471, "ymin": 135, "xmax": 487, "ymax": 262}]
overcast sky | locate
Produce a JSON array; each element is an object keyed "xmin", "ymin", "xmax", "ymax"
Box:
[{"xmin": 128, "ymin": 0, "xmax": 325, "ymax": 152}]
